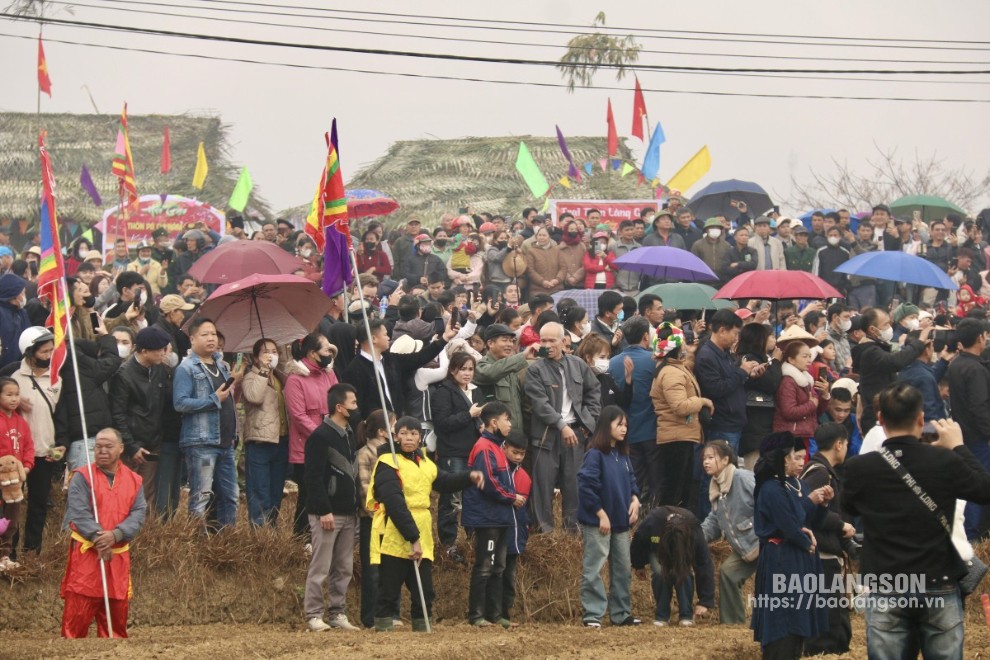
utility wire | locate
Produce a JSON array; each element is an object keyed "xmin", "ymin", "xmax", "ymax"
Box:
[
  {"xmin": 39, "ymin": 0, "xmax": 990, "ymax": 67},
  {"xmin": 4, "ymin": 12, "xmax": 990, "ymax": 75},
  {"xmin": 3, "ymin": 30, "xmax": 989, "ymax": 103}
]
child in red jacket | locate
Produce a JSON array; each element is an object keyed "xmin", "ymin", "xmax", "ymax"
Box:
[{"xmin": 0, "ymin": 377, "xmax": 34, "ymax": 570}]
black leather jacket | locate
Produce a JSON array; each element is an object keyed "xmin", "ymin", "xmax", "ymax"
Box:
[{"xmin": 109, "ymin": 355, "xmax": 176, "ymax": 455}]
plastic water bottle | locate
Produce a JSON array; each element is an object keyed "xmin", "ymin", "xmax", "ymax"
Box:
[{"xmin": 379, "ymin": 297, "xmax": 388, "ymax": 318}]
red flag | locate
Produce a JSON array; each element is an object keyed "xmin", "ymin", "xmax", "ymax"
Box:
[
  {"xmin": 37, "ymin": 133, "xmax": 68, "ymax": 386},
  {"xmin": 631, "ymin": 77, "xmax": 647, "ymax": 140},
  {"xmin": 606, "ymin": 99, "xmax": 618, "ymax": 157},
  {"xmin": 37, "ymin": 35, "xmax": 52, "ymax": 97},
  {"xmin": 161, "ymin": 126, "xmax": 172, "ymax": 174}
]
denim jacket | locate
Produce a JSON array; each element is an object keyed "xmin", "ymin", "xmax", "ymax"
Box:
[{"xmin": 173, "ymin": 352, "xmax": 230, "ymax": 448}]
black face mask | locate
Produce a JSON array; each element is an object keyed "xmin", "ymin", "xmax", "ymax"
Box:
[
  {"xmin": 434, "ymin": 239, "xmax": 448, "ymax": 249},
  {"xmin": 34, "ymin": 357, "xmax": 51, "ymax": 368},
  {"xmin": 83, "ymin": 295, "xmax": 96, "ymax": 309},
  {"xmin": 318, "ymin": 354, "xmax": 333, "ymax": 369},
  {"xmin": 364, "ymin": 241, "xmax": 377, "ymax": 252},
  {"xmin": 496, "ymin": 240, "xmax": 508, "ymax": 250}
]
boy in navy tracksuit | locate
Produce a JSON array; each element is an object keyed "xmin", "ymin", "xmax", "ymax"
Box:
[
  {"xmin": 501, "ymin": 430, "xmax": 531, "ymax": 626},
  {"xmin": 462, "ymin": 402, "xmax": 522, "ymax": 627}
]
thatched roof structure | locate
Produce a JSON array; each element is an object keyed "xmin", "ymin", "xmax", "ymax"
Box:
[
  {"xmin": 280, "ymin": 135, "xmax": 650, "ymax": 225},
  {"xmin": 0, "ymin": 112, "xmax": 271, "ymax": 224}
]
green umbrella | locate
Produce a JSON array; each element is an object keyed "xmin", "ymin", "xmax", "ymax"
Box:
[
  {"xmin": 636, "ymin": 282, "xmax": 735, "ymax": 310},
  {"xmin": 889, "ymin": 194, "xmax": 966, "ymax": 223}
]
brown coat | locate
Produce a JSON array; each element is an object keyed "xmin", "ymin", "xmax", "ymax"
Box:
[
  {"xmin": 650, "ymin": 358, "xmax": 705, "ymax": 444},
  {"xmin": 558, "ymin": 242, "xmax": 587, "ymax": 289},
  {"xmin": 240, "ymin": 366, "xmax": 285, "ymax": 443},
  {"xmin": 525, "ymin": 241, "xmax": 565, "ymax": 296}
]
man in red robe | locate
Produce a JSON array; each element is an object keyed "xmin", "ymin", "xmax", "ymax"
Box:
[{"xmin": 60, "ymin": 428, "xmax": 147, "ymax": 638}]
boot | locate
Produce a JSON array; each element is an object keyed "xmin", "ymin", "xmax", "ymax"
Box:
[
  {"xmin": 411, "ymin": 617, "xmax": 430, "ymax": 632},
  {"xmin": 374, "ymin": 617, "xmax": 394, "ymax": 632}
]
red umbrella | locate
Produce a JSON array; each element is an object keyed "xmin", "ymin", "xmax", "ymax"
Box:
[
  {"xmin": 186, "ymin": 239, "xmax": 303, "ymax": 285},
  {"xmin": 714, "ymin": 270, "xmax": 843, "ymax": 300},
  {"xmin": 346, "ymin": 189, "xmax": 400, "ymax": 218},
  {"xmin": 186, "ymin": 274, "xmax": 332, "ymax": 353}
]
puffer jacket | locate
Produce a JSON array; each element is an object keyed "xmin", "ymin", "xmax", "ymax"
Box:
[
  {"xmin": 650, "ymin": 358, "xmax": 705, "ymax": 444},
  {"xmin": 54, "ymin": 335, "xmax": 122, "ymax": 445},
  {"xmin": 700, "ymin": 466, "xmax": 758, "ymax": 560},
  {"xmin": 507, "ymin": 463, "xmax": 531, "ymax": 555},
  {"xmin": 582, "ymin": 251, "xmax": 617, "ymax": 289},
  {"xmin": 240, "ymin": 366, "xmax": 285, "ymax": 444},
  {"xmin": 524, "ymin": 241, "xmax": 564, "ymax": 296},
  {"xmin": 772, "ymin": 363, "xmax": 828, "ymax": 437},
  {"xmin": 284, "ymin": 357, "xmax": 338, "ymax": 464},
  {"xmin": 12, "ymin": 358, "xmax": 62, "ymax": 456},
  {"xmin": 462, "ymin": 431, "xmax": 517, "ymax": 528}
]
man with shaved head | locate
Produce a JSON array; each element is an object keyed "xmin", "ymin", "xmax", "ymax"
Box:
[{"xmin": 524, "ymin": 321, "xmax": 602, "ymax": 532}]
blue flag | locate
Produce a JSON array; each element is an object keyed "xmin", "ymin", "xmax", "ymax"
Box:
[{"xmin": 640, "ymin": 122, "xmax": 666, "ymax": 182}]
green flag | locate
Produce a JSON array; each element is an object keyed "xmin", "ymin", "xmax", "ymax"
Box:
[
  {"xmin": 227, "ymin": 166, "xmax": 253, "ymax": 212},
  {"xmin": 515, "ymin": 141, "xmax": 549, "ymax": 198}
]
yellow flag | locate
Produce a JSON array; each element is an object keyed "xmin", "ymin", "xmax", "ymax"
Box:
[
  {"xmin": 192, "ymin": 141, "xmax": 208, "ymax": 190},
  {"xmin": 620, "ymin": 163, "xmax": 635, "ymax": 177},
  {"xmin": 666, "ymin": 146, "xmax": 711, "ymax": 193},
  {"xmin": 558, "ymin": 175, "xmax": 571, "ymax": 189}
]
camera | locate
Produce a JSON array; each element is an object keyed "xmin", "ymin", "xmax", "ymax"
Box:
[{"xmin": 933, "ymin": 329, "xmax": 957, "ymax": 353}]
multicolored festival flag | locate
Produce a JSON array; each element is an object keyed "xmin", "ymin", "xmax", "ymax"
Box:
[
  {"xmin": 111, "ymin": 103, "xmax": 138, "ymax": 205},
  {"xmin": 37, "ymin": 133, "xmax": 68, "ymax": 386},
  {"xmin": 37, "ymin": 35, "xmax": 52, "ymax": 97},
  {"xmin": 306, "ymin": 119, "xmax": 353, "ymax": 297}
]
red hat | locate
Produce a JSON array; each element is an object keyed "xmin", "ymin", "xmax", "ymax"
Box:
[
  {"xmin": 479, "ymin": 222, "xmax": 496, "ymax": 233},
  {"xmin": 414, "ymin": 233, "xmax": 433, "ymax": 244},
  {"xmin": 454, "ymin": 215, "xmax": 474, "ymax": 228},
  {"xmin": 593, "ymin": 231, "xmax": 609, "ymax": 240}
]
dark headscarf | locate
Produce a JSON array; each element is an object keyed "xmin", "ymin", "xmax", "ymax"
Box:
[{"xmin": 753, "ymin": 431, "xmax": 804, "ymax": 500}]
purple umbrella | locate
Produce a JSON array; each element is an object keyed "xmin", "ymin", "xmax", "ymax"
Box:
[{"xmin": 613, "ymin": 246, "xmax": 718, "ymax": 281}]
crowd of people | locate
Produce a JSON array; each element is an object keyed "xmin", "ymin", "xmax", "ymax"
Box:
[{"xmin": 1, "ymin": 199, "xmax": 990, "ymax": 657}]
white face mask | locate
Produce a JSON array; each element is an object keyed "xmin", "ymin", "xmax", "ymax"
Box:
[
  {"xmin": 880, "ymin": 326, "xmax": 894, "ymax": 342},
  {"xmin": 300, "ymin": 248, "xmax": 313, "ymax": 258},
  {"xmin": 839, "ymin": 319, "xmax": 852, "ymax": 332},
  {"xmin": 593, "ymin": 358, "xmax": 610, "ymax": 374},
  {"xmin": 581, "ymin": 321, "xmax": 592, "ymax": 336},
  {"xmin": 707, "ymin": 228, "xmax": 722, "ymax": 239},
  {"xmin": 165, "ymin": 351, "xmax": 179, "ymax": 368},
  {"xmin": 268, "ymin": 354, "xmax": 279, "ymax": 369},
  {"xmin": 827, "ymin": 236, "xmax": 841, "ymax": 246},
  {"xmin": 118, "ymin": 344, "xmax": 132, "ymax": 358},
  {"xmin": 904, "ymin": 318, "xmax": 920, "ymax": 332}
]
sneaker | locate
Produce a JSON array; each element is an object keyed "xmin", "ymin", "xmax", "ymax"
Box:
[
  {"xmin": 616, "ymin": 616, "xmax": 641, "ymax": 626},
  {"xmin": 392, "ymin": 619, "xmax": 404, "ymax": 627},
  {"xmin": 307, "ymin": 617, "xmax": 332, "ymax": 632},
  {"xmin": 498, "ymin": 618, "xmax": 519, "ymax": 629},
  {"xmin": 583, "ymin": 620, "xmax": 601, "ymax": 628},
  {"xmin": 327, "ymin": 613, "xmax": 359, "ymax": 630},
  {"xmin": 653, "ymin": 620, "xmax": 668, "ymax": 627},
  {"xmin": 679, "ymin": 619, "xmax": 695, "ymax": 627},
  {"xmin": 445, "ymin": 546, "xmax": 467, "ymax": 565},
  {"xmin": 470, "ymin": 618, "xmax": 493, "ymax": 627}
]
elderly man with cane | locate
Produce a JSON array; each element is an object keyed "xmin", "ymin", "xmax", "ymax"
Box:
[{"xmin": 60, "ymin": 427, "xmax": 147, "ymax": 638}]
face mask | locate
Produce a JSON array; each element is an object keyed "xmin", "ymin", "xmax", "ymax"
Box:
[
  {"xmin": 707, "ymin": 228, "xmax": 722, "ymax": 239},
  {"xmin": 15, "ymin": 297, "xmax": 26, "ymax": 309},
  {"xmin": 827, "ymin": 236, "xmax": 841, "ymax": 246},
  {"xmin": 364, "ymin": 241, "xmax": 377, "ymax": 252},
  {"xmin": 435, "ymin": 239, "xmax": 448, "ymax": 249},
  {"xmin": 904, "ymin": 318, "xmax": 920, "ymax": 332},
  {"xmin": 839, "ymin": 319, "xmax": 852, "ymax": 332},
  {"xmin": 879, "ymin": 326, "xmax": 894, "ymax": 342},
  {"xmin": 35, "ymin": 357, "xmax": 51, "ymax": 368},
  {"xmin": 419, "ymin": 245, "xmax": 432, "ymax": 255},
  {"xmin": 617, "ymin": 311, "xmax": 625, "ymax": 323},
  {"xmin": 596, "ymin": 242, "xmax": 608, "ymax": 252},
  {"xmin": 83, "ymin": 295, "xmax": 96, "ymax": 309},
  {"xmin": 165, "ymin": 352, "xmax": 179, "ymax": 368},
  {"xmin": 77, "ymin": 249, "xmax": 88, "ymax": 259},
  {"xmin": 267, "ymin": 354, "xmax": 279, "ymax": 369},
  {"xmin": 300, "ymin": 248, "xmax": 313, "ymax": 258},
  {"xmin": 581, "ymin": 321, "xmax": 591, "ymax": 336},
  {"xmin": 496, "ymin": 240, "xmax": 508, "ymax": 250},
  {"xmin": 118, "ymin": 344, "xmax": 132, "ymax": 358},
  {"xmin": 318, "ymin": 354, "xmax": 333, "ymax": 369},
  {"xmin": 567, "ymin": 230, "xmax": 578, "ymax": 237},
  {"xmin": 135, "ymin": 317, "xmax": 148, "ymax": 330},
  {"xmin": 593, "ymin": 358, "xmax": 610, "ymax": 374},
  {"xmin": 138, "ymin": 256, "xmax": 151, "ymax": 265}
]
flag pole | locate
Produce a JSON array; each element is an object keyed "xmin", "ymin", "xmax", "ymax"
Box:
[
  {"xmin": 60, "ymin": 277, "xmax": 115, "ymax": 637},
  {"xmin": 347, "ymin": 246, "xmax": 431, "ymax": 633}
]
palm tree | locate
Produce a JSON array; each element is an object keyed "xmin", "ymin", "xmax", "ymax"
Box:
[{"xmin": 557, "ymin": 12, "xmax": 642, "ymax": 92}]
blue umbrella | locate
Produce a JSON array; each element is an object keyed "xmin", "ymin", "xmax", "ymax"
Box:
[
  {"xmin": 551, "ymin": 289, "xmax": 609, "ymax": 312},
  {"xmin": 687, "ymin": 179, "xmax": 773, "ymax": 219},
  {"xmin": 834, "ymin": 251, "xmax": 958, "ymax": 290},
  {"xmin": 613, "ymin": 246, "xmax": 718, "ymax": 281}
]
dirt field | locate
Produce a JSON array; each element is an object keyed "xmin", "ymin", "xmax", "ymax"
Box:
[{"xmin": 3, "ymin": 491, "xmax": 990, "ymax": 658}]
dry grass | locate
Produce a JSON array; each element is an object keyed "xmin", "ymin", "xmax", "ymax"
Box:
[{"xmin": 3, "ymin": 488, "xmax": 990, "ymax": 640}]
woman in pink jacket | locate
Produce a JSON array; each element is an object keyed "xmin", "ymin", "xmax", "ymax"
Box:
[
  {"xmin": 772, "ymin": 341, "xmax": 829, "ymax": 453},
  {"xmin": 283, "ymin": 332, "xmax": 338, "ymax": 540},
  {"xmin": 583, "ymin": 231, "xmax": 618, "ymax": 289}
]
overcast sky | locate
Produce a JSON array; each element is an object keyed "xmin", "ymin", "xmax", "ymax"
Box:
[{"xmin": 2, "ymin": 0, "xmax": 988, "ymax": 216}]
